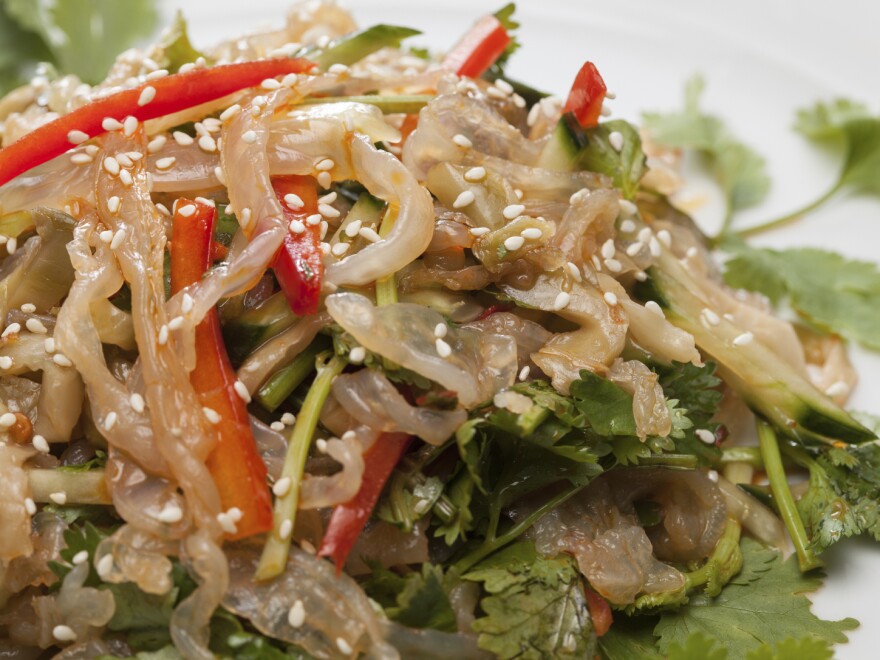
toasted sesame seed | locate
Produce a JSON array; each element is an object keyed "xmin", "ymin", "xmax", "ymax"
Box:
[
  {"xmin": 626, "ymin": 242, "xmax": 643, "ymax": 257},
  {"xmin": 110, "ymin": 229, "xmax": 126, "ymax": 250},
  {"xmin": 273, "ymin": 477, "xmax": 292, "ymax": 497},
  {"xmin": 102, "ymin": 117, "xmax": 123, "ymax": 132},
  {"xmin": 107, "ymin": 196, "xmax": 121, "ymax": 214},
  {"xmin": 452, "ymin": 134, "xmax": 472, "ymax": 148},
  {"xmin": 53, "ymin": 353, "xmax": 73, "ymax": 367},
  {"xmin": 147, "ymin": 135, "xmax": 167, "ymax": 153},
  {"xmin": 156, "ymin": 156, "xmax": 176, "ymax": 170},
  {"xmin": 157, "ymin": 505, "xmax": 183, "ymax": 523},
  {"xmin": 349, "ymin": 346, "xmax": 366, "ymax": 364},
  {"xmin": 604, "ymin": 258, "xmax": 622, "ymax": 272},
  {"xmin": 0, "ymin": 412, "xmax": 16, "ymax": 428},
  {"xmin": 331, "ymin": 242, "xmax": 350, "ymax": 257},
  {"xmin": 359, "ymin": 227, "xmax": 381, "ymax": 243},
  {"xmin": 104, "ymin": 411, "xmax": 118, "ymax": 431},
  {"xmin": 701, "ymin": 308, "xmax": 721, "ymax": 326},
  {"xmin": 53, "ymin": 625, "xmax": 77, "ymax": 643},
  {"xmin": 123, "ymin": 116, "xmax": 138, "ymax": 137},
  {"xmin": 620, "ymin": 219, "xmax": 637, "ymax": 233},
  {"xmin": 695, "ymin": 429, "xmax": 715, "ymax": 444},
  {"xmin": 289, "ymin": 220, "xmax": 305, "ymax": 234},
  {"xmin": 50, "ymin": 491, "xmax": 67, "ymax": 505},
  {"xmin": 288, "ymin": 600, "xmax": 306, "ymax": 628},
  {"xmin": 608, "ymin": 131, "xmax": 624, "ymax": 152},
  {"xmin": 464, "ymin": 166, "xmax": 486, "ymax": 182},
  {"xmin": 198, "ymin": 135, "xmax": 217, "ymax": 152},
  {"xmin": 600, "ymin": 239, "xmax": 616, "ymax": 259},
  {"xmin": 281, "ymin": 413, "xmax": 296, "ymax": 425},
  {"xmin": 503, "ymin": 204, "xmax": 525, "ymax": 220},
  {"xmin": 68, "ymin": 130, "xmax": 89, "ymax": 144},
  {"xmin": 453, "ymin": 190, "xmax": 475, "ymax": 208},
  {"xmin": 279, "ymin": 519, "xmax": 293, "ymax": 540},
  {"xmin": 604, "ymin": 291, "xmax": 619, "ymax": 306},
  {"xmin": 103, "ymin": 157, "xmax": 120, "ymax": 176},
  {"xmin": 177, "ymin": 204, "xmax": 196, "ymax": 218},
  {"xmin": 317, "ymin": 172, "xmax": 331, "ymax": 188},
  {"xmin": 732, "ymin": 332, "xmax": 754, "ymax": 347},
  {"xmin": 469, "ymin": 226, "xmax": 490, "ymax": 237},
  {"xmin": 435, "ymin": 338, "xmax": 452, "ymax": 358},
  {"xmin": 645, "ymin": 301, "xmax": 665, "ymax": 317},
  {"xmin": 306, "ymin": 213, "xmax": 322, "ymax": 226},
  {"xmin": 552, "ymin": 291, "xmax": 571, "ymax": 311},
  {"xmin": 565, "ymin": 261, "xmax": 583, "ymax": 282},
  {"xmin": 2, "ymin": 323, "xmax": 21, "ymax": 338},
  {"xmin": 173, "ymin": 131, "xmax": 194, "ymax": 146},
  {"xmin": 825, "ymin": 381, "xmax": 849, "ymax": 398},
  {"xmin": 518, "ymin": 365, "xmax": 531, "ymax": 381},
  {"xmin": 24, "ymin": 497, "xmax": 36, "ymax": 515},
  {"xmin": 0, "ymin": 356, "xmax": 12, "ymax": 370},
  {"xmin": 33, "ymin": 435, "xmax": 49, "ymax": 453},
  {"xmin": 434, "ymin": 323, "xmax": 448, "ymax": 339},
  {"xmin": 234, "ymin": 380, "xmax": 251, "ymax": 403}
]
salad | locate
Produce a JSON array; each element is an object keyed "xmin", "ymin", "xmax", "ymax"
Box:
[{"xmin": 0, "ymin": 1, "xmax": 879, "ymax": 658}]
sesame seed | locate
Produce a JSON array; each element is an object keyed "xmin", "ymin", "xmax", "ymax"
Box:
[
  {"xmin": 104, "ymin": 411, "xmax": 118, "ymax": 431},
  {"xmin": 569, "ymin": 189, "xmax": 590, "ymax": 205},
  {"xmin": 53, "ymin": 353, "xmax": 73, "ymax": 367},
  {"xmin": 0, "ymin": 412, "xmax": 16, "ymax": 428},
  {"xmin": 273, "ymin": 477, "xmax": 292, "ymax": 497},
  {"xmin": 608, "ymin": 131, "xmax": 624, "ymax": 152},
  {"xmin": 240, "ymin": 208, "xmax": 252, "ymax": 226},
  {"xmin": 637, "ymin": 227, "xmax": 653, "ymax": 243},
  {"xmin": 102, "ymin": 117, "xmax": 123, "ymax": 131},
  {"xmin": 518, "ymin": 365, "xmax": 531, "ymax": 381},
  {"xmin": 147, "ymin": 135, "xmax": 167, "ymax": 153},
  {"xmin": 695, "ymin": 429, "xmax": 716, "ymax": 445},
  {"xmin": 6, "ymin": 238, "xmax": 15, "ymax": 255},
  {"xmin": 137, "ymin": 85, "xmax": 156, "ymax": 106},
  {"xmin": 107, "ymin": 196, "xmax": 121, "ymax": 214},
  {"xmin": 306, "ymin": 213, "xmax": 322, "ymax": 226},
  {"xmin": 259, "ymin": 78, "xmax": 281, "ymax": 91},
  {"xmin": 234, "ymin": 380, "xmax": 251, "ymax": 403},
  {"xmin": 825, "ymin": 381, "xmax": 850, "ymax": 398},
  {"xmin": 452, "ymin": 134, "xmax": 472, "ymax": 148},
  {"xmin": 337, "ymin": 638, "xmax": 353, "ymax": 655},
  {"xmin": 24, "ymin": 498, "xmax": 36, "ymax": 515},
  {"xmin": 626, "ymin": 242, "xmax": 643, "ymax": 257},
  {"xmin": 316, "ymin": 438, "xmax": 329, "ymax": 454},
  {"xmin": 2, "ymin": 323, "xmax": 21, "ymax": 337},
  {"xmin": 453, "ymin": 190, "xmax": 475, "ymax": 208},
  {"xmin": 315, "ymin": 158, "xmax": 335, "ymax": 171},
  {"xmin": 67, "ymin": 130, "xmax": 89, "ymax": 144},
  {"xmin": 25, "ymin": 319, "xmax": 47, "ymax": 334},
  {"xmin": 317, "ymin": 172, "xmax": 331, "ymax": 188},
  {"xmin": 70, "ymin": 153, "xmax": 93, "ymax": 165},
  {"xmin": 129, "ymin": 393, "xmax": 145, "ymax": 413},
  {"xmin": 168, "ymin": 316, "xmax": 184, "ymax": 331},
  {"xmin": 359, "ymin": 227, "xmax": 381, "ymax": 243},
  {"xmin": 220, "ymin": 104, "xmax": 241, "ymax": 121},
  {"xmin": 110, "ymin": 229, "xmax": 126, "ymax": 250},
  {"xmin": 620, "ymin": 219, "xmax": 637, "ymax": 233},
  {"xmin": 701, "ymin": 308, "xmax": 721, "ymax": 326},
  {"xmin": 49, "ymin": 491, "xmax": 67, "ymax": 505},
  {"xmin": 217, "ymin": 512, "xmax": 238, "ymax": 534},
  {"xmin": 527, "ymin": 104, "xmax": 541, "ymax": 127},
  {"xmin": 600, "ymin": 239, "xmax": 616, "ymax": 259},
  {"xmin": 503, "ymin": 204, "xmax": 525, "ymax": 220},
  {"xmin": 603, "ymin": 291, "xmax": 619, "ymax": 306},
  {"xmin": 118, "ymin": 170, "xmax": 133, "ymax": 187},
  {"xmin": 85, "ymin": 145, "xmax": 99, "ymax": 156},
  {"xmin": 281, "ymin": 412, "xmax": 296, "ymax": 425},
  {"xmin": 686, "ymin": 246, "xmax": 699, "ymax": 259},
  {"xmin": 487, "ymin": 86, "xmax": 507, "ymax": 100},
  {"xmin": 503, "ymin": 235, "xmax": 525, "ymax": 251},
  {"xmin": 198, "ymin": 135, "xmax": 217, "ymax": 153},
  {"xmin": 464, "ymin": 166, "xmax": 486, "ymax": 182},
  {"xmin": 648, "ymin": 236, "xmax": 662, "ymax": 257},
  {"xmin": 279, "ymin": 519, "xmax": 293, "ymax": 540},
  {"xmin": 344, "ymin": 219, "xmax": 362, "ymax": 238},
  {"xmin": 619, "ymin": 199, "xmax": 638, "ymax": 216},
  {"xmin": 42, "ymin": 336, "xmax": 53, "ymax": 353},
  {"xmin": 146, "ymin": 69, "xmax": 169, "ymax": 80},
  {"xmin": 434, "ymin": 323, "xmax": 448, "ymax": 339},
  {"xmin": 72, "ymin": 550, "xmax": 89, "ymax": 565},
  {"xmin": 469, "ymin": 226, "xmax": 490, "ymax": 237},
  {"xmin": 0, "ymin": 356, "xmax": 12, "ymax": 370},
  {"xmin": 182, "ymin": 293, "xmax": 194, "ymax": 314},
  {"xmin": 707, "ymin": 469, "xmax": 719, "ymax": 483},
  {"xmin": 173, "ymin": 131, "xmax": 194, "ymax": 146},
  {"xmin": 53, "ymin": 625, "xmax": 77, "ymax": 643},
  {"xmin": 103, "ymin": 157, "xmax": 120, "ymax": 176},
  {"xmin": 288, "ymin": 600, "xmax": 306, "ymax": 628},
  {"xmin": 495, "ymin": 78, "xmax": 514, "ymax": 94},
  {"xmin": 157, "ymin": 325, "xmax": 169, "ymax": 345},
  {"xmin": 155, "ymin": 156, "xmax": 176, "ymax": 170},
  {"xmin": 202, "ymin": 407, "xmax": 221, "ymax": 424},
  {"xmin": 96, "ymin": 553, "xmax": 114, "ymax": 578},
  {"xmin": 601, "ymin": 103, "xmax": 612, "ymax": 117},
  {"xmin": 732, "ymin": 332, "xmax": 754, "ymax": 347},
  {"xmin": 435, "ymin": 338, "xmax": 452, "ymax": 358},
  {"xmin": 349, "ymin": 346, "xmax": 366, "ymax": 364},
  {"xmin": 195, "ymin": 197, "xmax": 214, "ymax": 208},
  {"xmin": 331, "ymin": 242, "xmax": 350, "ymax": 257},
  {"xmin": 328, "ymin": 63, "xmax": 350, "ymax": 75},
  {"xmin": 645, "ymin": 301, "xmax": 665, "ymax": 317},
  {"xmin": 319, "ymin": 204, "xmax": 340, "ymax": 219},
  {"xmin": 284, "ymin": 193, "xmax": 304, "ymax": 209},
  {"xmin": 123, "ymin": 116, "xmax": 138, "ymax": 137},
  {"xmin": 157, "ymin": 505, "xmax": 183, "ymax": 523},
  {"xmin": 552, "ymin": 291, "xmax": 571, "ymax": 311},
  {"xmin": 33, "ymin": 435, "xmax": 49, "ymax": 453},
  {"xmin": 565, "ymin": 261, "xmax": 582, "ymax": 282},
  {"xmin": 521, "ymin": 227, "xmax": 543, "ymax": 240},
  {"xmin": 319, "ymin": 192, "xmax": 337, "ymax": 205},
  {"xmin": 320, "ymin": 242, "xmax": 331, "ymax": 255},
  {"xmin": 270, "ymin": 421, "xmax": 285, "ymax": 431},
  {"xmin": 657, "ymin": 229, "xmax": 672, "ymax": 247},
  {"xmin": 289, "ymin": 220, "xmax": 305, "ymax": 234},
  {"xmin": 604, "ymin": 258, "xmax": 622, "ymax": 272},
  {"xmin": 177, "ymin": 204, "xmax": 196, "ymax": 217}
]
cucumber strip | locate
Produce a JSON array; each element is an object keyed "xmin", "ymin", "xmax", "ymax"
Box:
[
  {"xmin": 222, "ymin": 292, "xmax": 297, "ymax": 365},
  {"xmin": 301, "ymin": 94, "xmax": 432, "ymax": 114},
  {"xmin": 255, "ymin": 334, "xmax": 332, "ymax": 412},
  {"xmin": 303, "ymin": 25, "xmax": 421, "ymax": 70}
]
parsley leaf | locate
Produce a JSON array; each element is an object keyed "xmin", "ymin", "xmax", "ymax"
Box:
[
  {"xmin": 724, "ymin": 244, "xmax": 880, "ymax": 351},
  {"xmin": 464, "ymin": 542, "xmax": 597, "ymax": 659},
  {"xmin": 654, "ymin": 538, "xmax": 858, "ymax": 659},
  {"xmin": 642, "ymin": 75, "xmax": 770, "ymax": 221}
]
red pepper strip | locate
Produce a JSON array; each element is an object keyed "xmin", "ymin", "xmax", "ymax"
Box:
[
  {"xmin": 584, "ymin": 586, "xmax": 613, "ymax": 637},
  {"xmin": 442, "ymin": 14, "xmax": 511, "ymax": 79},
  {"xmin": 270, "ymin": 175, "xmax": 323, "ymax": 315},
  {"xmin": 563, "ymin": 62, "xmax": 608, "ymax": 128},
  {"xmin": 170, "ymin": 198, "xmax": 273, "ymax": 540},
  {"xmin": 0, "ymin": 58, "xmax": 314, "ymax": 188},
  {"xmin": 318, "ymin": 433, "xmax": 412, "ymax": 571},
  {"xmin": 476, "ymin": 302, "xmax": 513, "ymax": 320}
]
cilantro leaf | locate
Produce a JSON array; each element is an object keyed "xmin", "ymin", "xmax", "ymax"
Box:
[
  {"xmin": 465, "ymin": 542, "xmax": 597, "ymax": 659},
  {"xmin": 746, "ymin": 637, "xmax": 833, "ymax": 660},
  {"xmin": 579, "ymin": 119, "xmax": 647, "ymax": 200},
  {"xmin": 569, "ymin": 370, "xmax": 638, "ymax": 437},
  {"xmin": 654, "ymin": 538, "xmax": 858, "ymax": 659},
  {"xmin": 724, "ymin": 245, "xmax": 880, "ymax": 351},
  {"xmin": 667, "ymin": 632, "xmax": 728, "ymax": 660},
  {"xmin": 642, "ymin": 75, "xmax": 770, "ymax": 217},
  {"xmin": 365, "ymin": 563, "xmax": 457, "ymax": 632},
  {"xmin": 598, "ymin": 615, "xmax": 664, "ymax": 660}
]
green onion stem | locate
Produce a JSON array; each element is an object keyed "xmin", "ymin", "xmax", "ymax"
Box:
[
  {"xmin": 255, "ymin": 353, "xmax": 345, "ymax": 581},
  {"xmin": 755, "ymin": 420, "xmax": 823, "ymax": 572},
  {"xmin": 255, "ymin": 335, "xmax": 331, "ymax": 412}
]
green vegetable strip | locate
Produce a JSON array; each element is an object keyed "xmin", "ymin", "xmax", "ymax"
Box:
[
  {"xmin": 27, "ymin": 469, "xmax": 111, "ymax": 505},
  {"xmin": 375, "ymin": 205, "xmax": 399, "ymax": 307},
  {"xmin": 255, "ymin": 335, "xmax": 331, "ymax": 412},
  {"xmin": 301, "ymin": 94, "xmax": 433, "ymax": 114},
  {"xmin": 755, "ymin": 420, "xmax": 823, "ymax": 572},
  {"xmin": 306, "ymin": 25, "xmax": 421, "ymax": 70},
  {"xmin": 255, "ymin": 354, "xmax": 346, "ymax": 581}
]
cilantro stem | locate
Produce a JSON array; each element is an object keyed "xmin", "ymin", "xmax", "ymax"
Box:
[
  {"xmin": 452, "ymin": 482, "xmax": 588, "ymax": 573},
  {"xmin": 254, "ymin": 335, "xmax": 331, "ymax": 412},
  {"xmin": 734, "ymin": 184, "xmax": 841, "ymax": 240},
  {"xmin": 755, "ymin": 420, "xmax": 823, "ymax": 572},
  {"xmin": 635, "ymin": 453, "xmax": 699, "ymax": 469},
  {"xmin": 255, "ymin": 353, "xmax": 345, "ymax": 581},
  {"xmin": 720, "ymin": 446, "xmax": 764, "ymax": 467}
]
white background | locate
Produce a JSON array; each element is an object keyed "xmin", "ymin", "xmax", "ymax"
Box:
[{"xmin": 160, "ymin": 1, "xmax": 880, "ymax": 656}]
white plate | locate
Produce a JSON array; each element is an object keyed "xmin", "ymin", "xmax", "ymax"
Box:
[{"xmin": 162, "ymin": 1, "xmax": 880, "ymax": 655}]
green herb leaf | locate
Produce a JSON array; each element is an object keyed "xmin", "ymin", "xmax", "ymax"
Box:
[
  {"xmin": 0, "ymin": 4, "xmax": 53, "ymax": 94},
  {"xmin": 598, "ymin": 615, "xmax": 664, "ymax": 660},
  {"xmin": 569, "ymin": 370, "xmax": 638, "ymax": 437},
  {"xmin": 157, "ymin": 10, "xmax": 205, "ymax": 73},
  {"xmin": 56, "ymin": 449, "xmax": 107, "ymax": 473},
  {"xmin": 655, "ymin": 538, "xmax": 858, "ymax": 659},
  {"xmin": 667, "ymin": 632, "xmax": 728, "ymax": 660},
  {"xmin": 579, "ymin": 119, "xmax": 647, "ymax": 200},
  {"xmin": 745, "ymin": 636, "xmax": 833, "ymax": 660},
  {"xmin": 724, "ymin": 245, "xmax": 880, "ymax": 351},
  {"xmin": 492, "ymin": 3, "xmax": 520, "ymax": 70}
]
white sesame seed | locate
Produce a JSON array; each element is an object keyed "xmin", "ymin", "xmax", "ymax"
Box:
[
  {"xmin": 123, "ymin": 116, "xmax": 138, "ymax": 137},
  {"xmin": 137, "ymin": 85, "xmax": 156, "ymax": 106},
  {"xmin": 110, "ymin": 229, "xmax": 126, "ymax": 250},
  {"xmin": 701, "ymin": 308, "xmax": 721, "ymax": 327},
  {"xmin": 126, "ymin": 393, "xmax": 145, "ymax": 414},
  {"xmin": 173, "ymin": 131, "xmax": 194, "ymax": 146},
  {"xmin": 337, "ymin": 638, "xmax": 353, "ymax": 655},
  {"xmin": 25, "ymin": 319, "xmax": 47, "ymax": 334},
  {"xmin": 707, "ymin": 469, "xmax": 719, "ymax": 483},
  {"xmin": 359, "ymin": 227, "xmax": 381, "ymax": 243},
  {"xmin": 168, "ymin": 316, "xmax": 185, "ymax": 331},
  {"xmin": 217, "ymin": 512, "xmax": 238, "ymax": 534},
  {"xmin": 146, "ymin": 69, "xmax": 169, "ymax": 80},
  {"xmin": 195, "ymin": 197, "xmax": 214, "ymax": 208},
  {"xmin": 657, "ymin": 229, "xmax": 672, "ymax": 248},
  {"xmin": 147, "ymin": 135, "xmax": 167, "ymax": 153},
  {"xmin": 70, "ymin": 153, "xmax": 93, "ymax": 165},
  {"xmin": 234, "ymin": 380, "xmax": 251, "ymax": 403},
  {"xmin": 453, "ymin": 190, "xmax": 475, "ymax": 209},
  {"xmin": 527, "ymin": 103, "xmax": 541, "ymax": 127},
  {"xmin": 33, "ymin": 435, "xmax": 49, "ymax": 453},
  {"xmin": 732, "ymin": 332, "xmax": 754, "ymax": 347},
  {"xmin": 569, "ymin": 189, "xmax": 590, "ymax": 205},
  {"xmin": 695, "ymin": 429, "xmax": 716, "ymax": 444},
  {"xmin": 435, "ymin": 338, "xmax": 452, "ymax": 358},
  {"xmin": 240, "ymin": 208, "xmax": 252, "ymax": 226},
  {"xmin": 156, "ymin": 156, "xmax": 176, "ymax": 170},
  {"xmin": 645, "ymin": 301, "xmax": 665, "ymax": 317},
  {"xmin": 0, "ymin": 356, "xmax": 12, "ymax": 370},
  {"xmin": 104, "ymin": 411, "xmax": 118, "ymax": 431},
  {"xmin": 53, "ymin": 625, "xmax": 77, "ymax": 643},
  {"xmin": 619, "ymin": 199, "xmax": 638, "ymax": 217},
  {"xmin": 638, "ymin": 227, "xmax": 652, "ymax": 243},
  {"xmin": 620, "ymin": 219, "xmax": 637, "ymax": 233},
  {"xmin": 306, "ymin": 213, "xmax": 322, "ymax": 226},
  {"xmin": 2, "ymin": 323, "xmax": 21, "ymax": 338},
  {"xmin": 181, "ymin": 293, "xmax": 194, "ymax": 315},
  {"xmin": 6, "ymin": 238, "xmax": 15, "ymax": 255},
  {"xmin": 552, "ymin": 291, "xmax": 571, "ymax": 311},
  {"xmin": 85, "ymin": 145, "xmax": 99, "ymax": 156},
  {"xmin": 157, "ymin": 325, "xmax": 169, "ymax": 346},
  {"xmin": 67, "ymin": 130, "xmax": 89, "ymax": 144},
  {"xmin": 600, "ymin": 239, "xmax": 616, "ymax": 260},
  {"xmin": 284, "ymin": 193, "xmax": 304, "ymax": 209},
  {"xmin": 603, "ymin": 292, "xmax": 619, "ymax": 306},
  {"xmin": 50, "ymin": 491, "xmax": 67, "ymax": 505},
  {"xmin": 118, "ymin": 169, "xmax": 133, "ymax": 187},
  {"xmin": 464, "ymin": 166, "xmax": 486, "ymax": 182},
  {"xmin": 102, "ymin": 117, "xmax": 123, "ymax": 132},
  {"xmin": 227, "ymin": 507, "xmax": 243, "ymax": 523},
  {"xmin": 273, "ymin": 477, "xmax": 292, "ymax": 497},
  {"xmin": 107, "ymin": 196, "xmax": 121, "ymax": 214},
  {"xmin": 648, "ymin": 236, "xmax": 662, "ymax": 257},
  {"xmin": 72, "ymin": 550, "xmax": 89, "ymax": 565},
  {"xmin": 319, "ymin": 203, "xmax": 340, "ymax": 218},
  {"xmin": 825, "ymin": 381, "xmax": 850, "ymax": 398},
  {"xmin": 503, "ymin": 204, "xmax": 525, "ymax": 220},
  {"xmin": 434, "ymin": 323, "xmax": 448, "ymax": 339},
  {"xmin": 53, "ymin": 353, "xmax": 73, "ymax": 367},
  {"xmin": 289, "ymin": 220, "xmax": 306, "ymax": 234},
  {"xmin": 328, "ymin": 62, "xmax": 350, "ymax": 75},
  {"xmin": 452, "ymin": 134, "xmax": 472, "ymax": 148},
  {"xmin": 114, "ymin": 154, "xmax": 131, "ymax": 170},
  {"xmin": 96, "ymin": 553, "xmax": 114, "ymax": 578},
  {"xmin": 315, "ymin": 158, "xmax": 335, "ymax": 172},
  {"xmin": 220, "ymin": 104, "xmax": 242, "ymax": 121},
  {"xmin": 626, "ymin": 242, "xmax": 643, "ymax": 257},
  {"xmin": 608, "ymin": 131, "xmax": 624, "ymax": 152},
  {"xmin": 198, "ymin": 135, "xmax": 217, "ymax": 153},
  {"xmin": 279, "ymin": 519, "xmax": 293, "ymax": 540},
  {"xmin": 317, "ymin": 171, "xmax": 331, "ymax": 188},
  {"xmin": 469, "ymin": 226, "xmax": 490, "ymax": 237},
  {"xmin": 24, "ymin": 497, "xmax": 36, "ymax": 515},
  {"xmin": 518, "ymin": 365, "xmax": 531, "ymax": 381},
  {"xmin": 520, "ymin": 227, "xmax": 543, "ymax": 240},
  {"xmin": 157, "ymin": 505, "xmax": 183, "ymax": 523},
  {"xmin": 0, "ymin": 412, "xmax": 16, "ymax": 428},
  {"xmin": 315, "ymin": 438, "xmax": 328, "ymax": 454},
  {"xmin": 177, "ymin": 204, "xmax": 196, "ymax": 218},
  {"xmin": 281, "ymin": 413, "xmax": 296, "ymax": 425},
  {"xmin": 320, "ymin": 242, "xmax": 331, "ymax": 255},
  {"xmin": 604, "ymin": 258, "xmax": 622, "ymax": 273},
  {"xmin": 344, "ymin": 219, "xmax": 362, "ymax": 238},
  {"xmin": 349, "ymin": 346, "xmax": 366, "ymax": 364},
  {"xmin": 503, "ymin": 235, "xmax": 525, "ymax": 251},
  {"xmin": 270, "ymin": 421, "xmax": 286, "ymax": 432},
  {"xmin": 288, "ymin": 600, "xmax": 306, "ymax": 628},
  {"xmin": 686, "ymin": 246, "xmax": 699, "ymax": 259},
  {"xmin": 331, "ymin": 242, "xmax": 350, "ymax": 257},
  {"xmin": 202, "ymin": 407, "xmax": 221, "ymax": 425},
  {"xmin": 565, "ymin": 261, "xmax": 582, "ymax": 282},
  {"xmin": 260, "ymin": 78, "xmax": 282, "ymax": 90},
  {"xmin": 103, "ymin": 157, "xmax": 120, "ymax": 176},
  {"xmin": 495, "ymin": 78, "xmax": 514, "ymax": 94}
]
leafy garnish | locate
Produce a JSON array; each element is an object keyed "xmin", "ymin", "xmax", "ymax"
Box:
[
  {"xmin": 464, "ymin": 542, "xmax": 597, "ymax": 659},
  {"xmin": 364, "ymin": 563, "xmax": 457, "ymax": 632},
  {"xmin": 579, "ymin": 119, "xmax": 647, "ymax": 200},
  {"xmin": 56, "ymin": 449, "xmax": 108, "ymax": 473},
  {"xmin": 654, "ymin": 538, "xmax": 858, "ymax": 659},
  {"xmin": 492, "ymin": 3, "xmax": 521, "ymax": 70},
  {"xmin": 157, "ymin": 10, "xmax": 205, "ymax": 73},
  {"xmin": 667, "ymin": 632, "xmax": 728, "ymax": 660},
  {"xmin": 724, "ymin": 244, "xmax": 880, "ymax": 351}
]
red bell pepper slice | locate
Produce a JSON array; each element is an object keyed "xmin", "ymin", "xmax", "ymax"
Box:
[
  {"xmin": 0, "ymin": 58, "xmax": 315, "ymax": 188},
  {"xmin": 270, "ymin": 175, "xmax": 323, "ymax": 316},
  {"xmin": 563, "ymin": 62, "xmax": 607, "ymax": 128},
  {"xmin": 318, "ymin": 432, "xmax": 412, "ymax": 570},
  {"xmin": 170, "ymin": 198, "xmax": 273, "ymax": 539},
  {"xmin": 584, "ymin": 586, "xmax": 613, "ymax": 637},
  {"xmin": 442, "ymin": 14, "xmax": 511, "ymax": 79}
]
